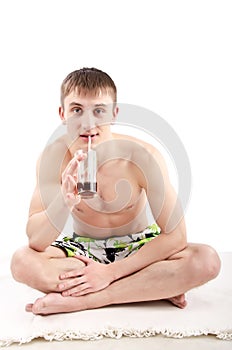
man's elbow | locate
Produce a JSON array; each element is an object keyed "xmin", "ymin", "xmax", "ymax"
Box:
[
  {"xmin": 26, "ymin": 220, "xmax": 48, "ymax": 252},
  {"xmin": 28, "ymin": 238, "xmax": 48, "ymax": 252},
  {"xmin": 26, "ymin": 228, "xmax": 48, "ymax": 253}
]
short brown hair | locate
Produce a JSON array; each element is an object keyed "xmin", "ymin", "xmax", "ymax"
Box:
[{"xmin": 60, "ymin": 67, "xmax": 117, "ymax": 107}]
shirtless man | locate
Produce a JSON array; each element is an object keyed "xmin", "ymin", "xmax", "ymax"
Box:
[{"xmin": 11, "ymin": 67, "xmax": 221, "ymax": 315}]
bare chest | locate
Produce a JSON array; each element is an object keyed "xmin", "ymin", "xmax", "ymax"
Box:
[{"xmin": 76, "ymin": 159, "xmax": 142, "ymax": 213}]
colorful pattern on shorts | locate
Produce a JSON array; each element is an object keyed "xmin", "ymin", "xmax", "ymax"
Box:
[{"xmin": 52, "ymin": 223, "xmax": 161, "ymax": 264}]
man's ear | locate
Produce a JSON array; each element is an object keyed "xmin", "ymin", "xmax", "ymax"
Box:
[
  {"xmin": 59, "ymin": 106, "xmax": 66, "ymax": 124},
  {"xmin": 112, "ymin": 106, "xmax": 119, "ymax": 123}
]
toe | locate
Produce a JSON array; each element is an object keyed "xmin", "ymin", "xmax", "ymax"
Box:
[{"xmin": 25, "ymin": 303, "xmax": 33, "ymax": 312}]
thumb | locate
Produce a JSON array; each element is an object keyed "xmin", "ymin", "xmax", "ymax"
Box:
[{"xmin": 74, "ymin": 254, "xmax": 93, "ymax": 265}]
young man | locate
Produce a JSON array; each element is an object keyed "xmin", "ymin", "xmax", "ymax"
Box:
[{"xmin": 11, "ymin": 67, "xmax": 221, "ymax": 315}]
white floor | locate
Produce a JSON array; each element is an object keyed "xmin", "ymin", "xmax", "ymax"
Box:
[{"xmin": 4, "ymin": 335, "xmax": 232, "ymax": 350}]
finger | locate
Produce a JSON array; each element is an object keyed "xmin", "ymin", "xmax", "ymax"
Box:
[
  {"xmin": 62, "ymin": 282, "xmax": 91, "ymax": 296},
  {"xmin": 60, "ymin": 269, "xmax": 84, "ymax": 280},
  {"xmin": 62, "ymin": 176, "xmax": 69, "ymax": 192},
  {"xmin": 74, "ymin": 152, "xmax": 86, "ymax": 162},
  {"xmin": 74, "ymin": 255, "xmax": 93, "ymax": 265},
  {"xmin": 68, "ymin": 158, "xmax": 79, "ymax": 176},
  {"xmin": 62, "ymin": 158, "xmax": 78, "ymax": 179},
  {"xmin": 58, "ymin": 279, "xmax": 78, "ymax": 292},
  {"xmin": 66, "ymin": 175, "xmax": 76, "ymax": 193},
  {"xmin": 62, "ymin": 173, "xmax": 76, "ymax": 191},
  {"xmin": 69, "ymin": 174, "xmax": 78, "ymax": 188},
  {"xmin": 62, "ymin": 178, "xmax": 76, "ymax": 200},
  {"xmin": 71, "ymin": 288, "xmax": 92, "ymax": 297},
  {"xmin": 74, "ymin": 276, "xmax": 87, "ymax": 285},
  {"xmin": 65, "ymin": 151, "xmax": 86, "ymax": 177},
  {"xmin": 62, "ymin": 158, "xmax": 76, "ymax": 178}
]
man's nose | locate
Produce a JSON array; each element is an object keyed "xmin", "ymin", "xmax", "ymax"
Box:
[{"xmin": 82, "ymin": 111, "xmax": 96, "ymax": 131}]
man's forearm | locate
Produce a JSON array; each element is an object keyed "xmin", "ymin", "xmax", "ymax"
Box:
[
  {"xmin": 27, "ymin": 192, "xmax": 70, "ymax": 252},
  {"xmin": 109, "ymin": 230, "xmax": 187, "ymax": 281}
]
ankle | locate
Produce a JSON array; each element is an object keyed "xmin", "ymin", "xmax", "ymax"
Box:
[{"xmin": 86, "ymin": 288, "xmax": 112, "ymax": 310}]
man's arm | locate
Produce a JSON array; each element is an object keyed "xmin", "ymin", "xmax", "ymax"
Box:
[
  {"xmin": 26, "ymin": 140, "xmax": 80, "ymax": 252},
  {"xmin": 108, "ymin": 145, "xmax": 187, "ymax": 280},
  {"xmin": 26, "ymin": 184, "xmax": 70, "ymax": 252},
  {"xmin": 109, "ymin": 218, "xmax": 186, "ymax": 282}
]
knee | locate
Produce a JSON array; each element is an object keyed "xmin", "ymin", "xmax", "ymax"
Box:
[
  {"xmin": 11, "ymin": 246, "xmax": 44, "ymax": 283},
  {"xmin": 10, "ymin": 246, "xmax": 53, "ymax": 292},
  {"xmin": 202, "ymin": 245, "xmax": 221, "ymax": 280},
  {"xmin": 191, "ymin": 244, "xmax": 221, "ymax": 283},
  {"xmin": 10, "ymin": 246, "xmax": 28, "ymax": 282}
]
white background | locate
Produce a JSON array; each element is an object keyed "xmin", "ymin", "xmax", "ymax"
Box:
[{"xmin": 0, "ymin": 0, "xmax": 231, "ymax": 257}]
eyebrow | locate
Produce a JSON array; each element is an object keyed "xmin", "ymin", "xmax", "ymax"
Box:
[
  {"xmin": 94, "ymin": 104, "xmax": 108, "ymax": 107},
  {"xmin": 69, "ymin": 102, "xmax": 83, "ymax": 107},
  {"xmin": 69, "ymin": 102, "xmax": 108, "ymax": 108}
]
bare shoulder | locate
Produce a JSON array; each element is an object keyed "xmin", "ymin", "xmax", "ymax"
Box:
[
  {"xmin": 30, "ymin": 136, "xmax": 71, "ymax": 213},
  {"xmin": 112, "ymin": 131, "xmax": 170, "ymax": 191},
  {"xmin": 112, "ymin": 132, "xmax": 166, "ymax": 165},
  {"xmin": 37, "ymin": 135, "xmax": 71, "ymax": 182}
]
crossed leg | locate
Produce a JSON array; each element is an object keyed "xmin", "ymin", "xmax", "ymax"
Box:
[
  {"xmin": 11, "ymin": 243, "xmax": 221, "ymax": 315},
  {"xmin": 11, "ymin": 245, "xmax": 86, "ymax": 293}
]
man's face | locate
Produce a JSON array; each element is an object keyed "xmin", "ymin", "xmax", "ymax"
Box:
[{"xmin": 59, "ymin": 91, "xmax": 118, "ymax": 147}]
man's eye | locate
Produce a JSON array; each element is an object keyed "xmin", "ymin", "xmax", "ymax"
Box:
[
  {"xmin": 94, "ymin": 108, "xmax": 105, "ymax": 116},
  {"xmin": 73, "ymin": 108, "xmax": 82, "ymax": 114}
]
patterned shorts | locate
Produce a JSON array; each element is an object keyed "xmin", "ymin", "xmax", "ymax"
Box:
[{"xmin": 52, "ymin": 223, "xmax": 161, "ymax": 264}]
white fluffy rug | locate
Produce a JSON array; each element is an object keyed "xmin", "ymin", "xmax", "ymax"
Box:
[{"xmin": 0, "ymin": 252, "xmax": 232, "ymax": 347}]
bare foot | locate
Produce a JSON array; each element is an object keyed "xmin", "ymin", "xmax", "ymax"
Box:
[
  {"xmin": 26, "ymin": 292, "xmax": 187, "ymax": 315},
  {"xmin": 25, "ymin": 293, "xmax": 87, "ymax": 315},
  {"xmin": 166, "ymin": 294, "xmax": 187, "ymax": 309}
]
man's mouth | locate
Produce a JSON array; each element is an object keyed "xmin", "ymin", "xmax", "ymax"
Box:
[{"xmin": 80, "ymin": 133, "xmax": 99, "ymax": 141}]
